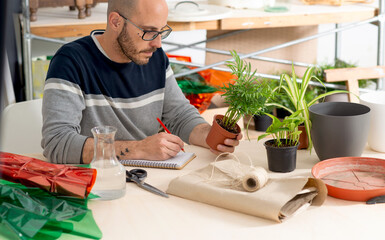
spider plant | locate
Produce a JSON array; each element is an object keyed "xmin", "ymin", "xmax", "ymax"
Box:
[{"xmin": 267, "ymin": 65, "xmax": 348, "ymax": 150}]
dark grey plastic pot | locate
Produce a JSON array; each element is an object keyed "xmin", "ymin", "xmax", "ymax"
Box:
[
  {"xmin": 253, "ymin": 114, "xmax": 273, "ymax": 132},
  {"xmin": 309, "ymin": 102, "xmax": 371, "ymax": 161},
  {"xmin": 264, "ymin": 139, "xmax": 298, "ymax": 173}
]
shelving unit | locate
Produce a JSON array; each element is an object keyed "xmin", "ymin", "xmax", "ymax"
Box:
[{"xmin": 20, "ymin": 0, "xmax": 385, "ymax": 100}]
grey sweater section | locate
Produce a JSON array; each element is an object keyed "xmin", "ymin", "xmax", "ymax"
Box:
[{"xmin": 41, "ymin": 34, "xmax": 206, "ymax": 164}]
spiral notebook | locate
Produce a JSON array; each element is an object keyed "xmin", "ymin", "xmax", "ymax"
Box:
[{"xmin": 119, "ymin": 152, "xmax": 196, "ymax": 170}]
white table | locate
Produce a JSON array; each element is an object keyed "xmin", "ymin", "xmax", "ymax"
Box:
[{"xmin": 88, "ymin": 139, "xmax": 385, "ymax": 240}]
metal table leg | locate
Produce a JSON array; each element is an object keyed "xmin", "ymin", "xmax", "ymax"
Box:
[
  {"xmin": 21, "ymin": 0, "xmax": 33, "ymax": 100},
  {"xmin": 378, "ymin": 0, "xmax": 385, "ymax": 90}
]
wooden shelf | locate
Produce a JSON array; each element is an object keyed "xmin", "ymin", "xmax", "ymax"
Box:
[{"xmin": 30, "ymin": 2, "xmax": 378, "ymax": 38}]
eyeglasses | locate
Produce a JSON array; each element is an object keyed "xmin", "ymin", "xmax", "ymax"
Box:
[{"xmin": 116, "ymin": 12, "xmax": 172, "ymax": 41}]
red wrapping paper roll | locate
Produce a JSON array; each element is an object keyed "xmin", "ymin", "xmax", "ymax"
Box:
[{"xmin": 0, "ymin": 152, "xmax": 97, "ymax": 198}]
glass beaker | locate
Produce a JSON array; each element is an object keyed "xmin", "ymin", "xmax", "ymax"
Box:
[{"xmin": 90, "ymin": 126, "xmax": 126, "ymax": 200}]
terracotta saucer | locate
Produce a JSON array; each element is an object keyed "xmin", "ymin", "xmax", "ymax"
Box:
[{"xmin": 312, "ymin": 157, "xmax": 385, "ymax": 201}]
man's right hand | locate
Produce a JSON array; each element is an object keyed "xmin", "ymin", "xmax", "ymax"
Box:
[
  {"xmin": 133, "ymin": 132, "xmax": 185, "ymax": 160},
  {"xmin": 81, "ymin": 132, "xmax": 185, "ymax": 164}
]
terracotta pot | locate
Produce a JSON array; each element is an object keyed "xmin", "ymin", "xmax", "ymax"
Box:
[
  {"xmin": 297, "ymin": 125, "xmax": 309, "ymax": 150},
  {"xmin": 264, "ymin": 139, "xmax": 298, "ymax": 173},
  {"xmin": 206, "ymin": 114, "xmax": 241, "ymax": 151}
]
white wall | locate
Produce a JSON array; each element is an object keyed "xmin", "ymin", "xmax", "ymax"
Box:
[
  {"xmin": 317, "ymin": 23, "xmax": 380, "ymax": 67},
  {"xmin": 162, "ymin": 30, "xmax": 207, "ymax": 65}
]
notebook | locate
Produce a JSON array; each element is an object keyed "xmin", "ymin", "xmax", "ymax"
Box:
[{"xmin": 119, "ymin": 152, "xmax": 196, "ymax": 170}]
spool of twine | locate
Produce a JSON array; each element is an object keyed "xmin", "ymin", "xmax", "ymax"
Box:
[
  {"xmin": 241, "ymin": 167, "xmax": 269, "ymax": 192},
  {"xmin": 209, "ymin": 153, "xmax": 269, "ymax": 192}
]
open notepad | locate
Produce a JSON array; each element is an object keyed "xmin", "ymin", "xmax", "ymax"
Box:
[{"xmin": 119, "ymin": 152, "xmax": 196, "ymax": 170}]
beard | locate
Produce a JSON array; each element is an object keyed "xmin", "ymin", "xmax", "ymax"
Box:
[{"xmin": 117, "ymin": 23, "xmax": 157, "ymax": 65}]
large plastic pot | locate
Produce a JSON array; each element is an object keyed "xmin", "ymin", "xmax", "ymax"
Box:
[
  {"xmin": 309, "ymin": 102, "xmax": 370, "ymax": 161},
  {"xmin": 360, "ymin": 91, "xmax": 385, "ymax": 153}
]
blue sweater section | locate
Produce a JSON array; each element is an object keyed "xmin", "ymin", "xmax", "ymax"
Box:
[{"xmin": 46, "ymin": 35, "xmax": 168, "ymax": 98}]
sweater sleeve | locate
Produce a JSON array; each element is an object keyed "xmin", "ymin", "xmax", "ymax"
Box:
[
  {"xmin": 41, "ymin": 53, "xmax": 88, "ymax": 164},
  {"xmin": 162, "ymin": 65, "xmax": 208, "ymax": 143}
]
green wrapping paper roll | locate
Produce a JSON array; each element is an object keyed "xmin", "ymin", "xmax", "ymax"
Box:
[
  {"xmin": 0, "ymin": 180, "xmax": 102, "ymax": 240},
  {"xmin": 177, "ymin": 80, "xmax": 217, "ymax": 94}
]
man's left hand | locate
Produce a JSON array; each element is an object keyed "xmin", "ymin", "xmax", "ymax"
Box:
[{"xmin": 209, "ymin": 132, "xmax": 243, "ymax": 155}]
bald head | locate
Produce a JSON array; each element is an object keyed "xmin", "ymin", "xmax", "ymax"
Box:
[
  {"xmin": 108, "ymin": 0, "xmax": 137, "ymax": 17},
  {"xmin": 107, "ymin": 0, "xmax": 167, "ymax": 18},
  {"xmin": 100, "ymin": 0, "xmax": 169, "ymax": 64}
]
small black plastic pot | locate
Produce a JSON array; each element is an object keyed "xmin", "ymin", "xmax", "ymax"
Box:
[
  {"xmin": 275, "ymin": 108, "xmax": 291, "ymax": 119},
  {"xmin": 264, "ymin": 139, "xmax": 299, "ymax": 173},
  {"xmin": 253, "ymin": 114, "xmax": 273, "ymax": 132}
]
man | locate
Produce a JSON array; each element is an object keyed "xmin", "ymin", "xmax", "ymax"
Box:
[{"xmin": 41, "ymin": 0, "xmax": 242, "ymax": 164}]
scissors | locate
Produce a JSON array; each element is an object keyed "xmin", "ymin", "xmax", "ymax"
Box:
[{"xmin": 126, "ymin": 169, "xmax": 169, "ymax": 198}]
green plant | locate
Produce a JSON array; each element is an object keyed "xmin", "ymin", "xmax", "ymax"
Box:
[
  {"xmin": 220, "ymin": 51, "xmax": 274, "ymax": 135},
  {"xmin": 267, "ymin": 65, "xmax": 348, "ymax": 150},
  {"xmin": 251, "ymin": 78, "xmax": 290, "ymax": 120},
  {"xmin": 260, "ymin": 73, "xmax": 323, "ymax": 116},
  {"xmin": 275, "ymin": 80, "xmax": 324, "ymax": 113},
  {"xmin": 257, "ymin": 110, "xmax": 305, "ymax": 147},
  {"xmin": 315, "ymin": 59, "xmax": 377, "ymax": 90}
]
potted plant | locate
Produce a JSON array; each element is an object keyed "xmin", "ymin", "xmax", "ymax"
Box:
[
  {"xmin": 253, "ymin": 106, "xmax": 273, "ymax": 132},
  {"xmin": 257, "ymin": 110, "xmax": 305, "ymax": 172},
  {"xmin": 252, "ymin": 78, "xmax": 281, "ymax": 132},
  {"xmin": 266, "ymin": 65, "xmax": 348, "ymax": 151},
  {"xmin": 206, "ymin": 50, "xmax": 274, "ymax": 150}
]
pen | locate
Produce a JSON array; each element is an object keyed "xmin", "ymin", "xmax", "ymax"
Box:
[{"xmin": 156, "ymin": 117, "xmax": 185, "ymax": 152}]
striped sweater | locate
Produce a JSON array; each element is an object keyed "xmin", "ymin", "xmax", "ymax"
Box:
[{"xmin": 41, "ymin": 31, "xmax": 206, "ymax": 164}]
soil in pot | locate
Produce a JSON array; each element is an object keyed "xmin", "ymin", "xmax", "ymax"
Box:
[
  {"xmin": 215, "ymin": 118, "xmax": 239, "ymax": 133},
  {"xmin": 264, "ymin": 139, "xmax": 298, "ymax": 173}
]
